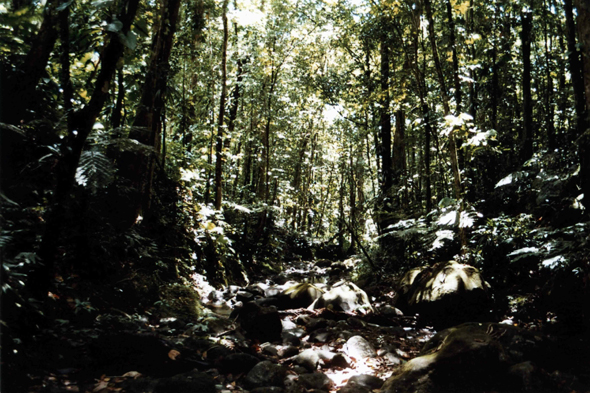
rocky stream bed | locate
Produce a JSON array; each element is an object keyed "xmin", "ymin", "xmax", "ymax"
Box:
[{"xmin": 7, "ymin": 258, "xmax": 590, "ymax": 393}]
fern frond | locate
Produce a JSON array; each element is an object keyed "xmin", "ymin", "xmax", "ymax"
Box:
[{"xmin": 75, "ymin": 150, "xmax": 115, "ymax": 193}]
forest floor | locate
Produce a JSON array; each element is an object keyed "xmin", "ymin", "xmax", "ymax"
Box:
[{"xmin": 5, "ymin": 258, "xmax": 589, "ymax": 393}]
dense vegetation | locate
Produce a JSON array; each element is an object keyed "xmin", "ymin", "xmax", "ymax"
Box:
[{"xmin": 1, "ymin": 0, "xmax": 590, "ymax": 390}]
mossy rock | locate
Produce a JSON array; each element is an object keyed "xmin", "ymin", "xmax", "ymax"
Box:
[
  {"xmin": 397, "ymin": 261, "xmax": 491, "ymax": 326},
  {"xmin": 382, "ymin": 322, "xmax": 554, "ymax": 393},
  {"xmin": 157, "ymin": 283, "xmax": 203, "ymax": 321}
]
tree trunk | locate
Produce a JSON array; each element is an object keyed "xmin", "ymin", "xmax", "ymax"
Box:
[
  {"xmin": 565, "ymin": 0, "xmax": 588, "ymax": 138},
  {"xmin": 446, "ymin": 0, "xmax": 461, "ymax": 113},
  {"xmin": 393, "ymin": 109, "xmax": 406, "ymax": 206},
  {"xmin": 544, "ymin": 0, "xmax": 556, "ymax": 151},
  {"xmin": 214, "ymin": 0, "xmax": 229, "ymax": 210},
  {"xmin": 111, "ymin": 68, "xmax": 125, "ymax": 129},
  {"xmin": 574, "ymin": 0, "xmax": 590, "ymax": 208},
  {"xmin": 30, "ymin": 0, "xmax": 140, "ymax": 298},
  {"xmin": 2, "ymin": 0, "xmax": 60, "ymax": 124},
  {"xmin": 521, "ymin": 11, "xmax": 534, "ymax": 162},
  {"xmin": 126, "ymin": 0, "xmax": 182, "ymax": 219}
]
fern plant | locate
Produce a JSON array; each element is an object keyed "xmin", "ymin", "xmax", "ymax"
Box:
[{"xmin": 75, "ymin": 149, "xmax": 115, "ymax": 194}]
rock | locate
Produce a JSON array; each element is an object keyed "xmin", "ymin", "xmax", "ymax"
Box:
[
  {"xmin": 308, "ymin": 328, "xmax": 335, "ymax": 343},
  {"xmin": 346, "ymin": 375, "xmax": 384, "ymax": 390},
  {"xmin": 327, "ymin": 353, "xmax": 351, "ymax": 368},
  {"xmin": 153, "ymin": 370, "xmax": 216, "ymax": 393},
  {"xmin": 345, "ymin": 336, "xmax": 376, "ymax": 361},
  {"xmin": 306, "ymin": 318, "xmax": 329, "ymax": 331},
  {"xmin": 262, "ymin": 343, "xmax": 279, "ymax": 357},
  {"xmin": 383, "ymin": 351, "xmax": 402, "ymax": 365},
  {"xmin": 338, "ymin": 385, "xmax": 370, "ymax": 393},
  {"xmin": 278, "ymin": 345, "xmax": 300, "ymax": 359},
  {"xmin": 311, "ymin": 281, "xmax": 374, "ymax": 313},
  {"xmin": 294, "ymin": 349, "xmax": 321, "ymax": 371},
  {"xmin": 397, "ymin": 261, "xmax": 491, "ymax": 327},
  {"xmin": 236, "ymin": 290, "xmax": 255, "ymax": 302},
  {"xmin": 236, "ymin": 301, "xmax": 283, "ymax": 342},
  {"xmin": 378, "ymin": 305, "xmax": 404, "ymax": 317},
  {"xmin": 278, "ymin": 283, "xmax": 325, "ymax": 310},
  {"xmin": 220, "ymin": 353, "xmax": 260, "ymax": 374},
  {"xmin": 298, "ymin": 373, "xmax": 334, "ymax": 391},
  {"xmin": 282, "ymin": 331, "xmax": 302, "ymax": 346},
  {"xmin": 381, "ymin": 322, "xmax": 553, "ymax": 393},
  {"xmin": 245, "ymin": 361, "xmax": 287, "ymax": 389},
  {"xmin": 315, "ymin": 259, "xmax": 333, "ymax": 268}
]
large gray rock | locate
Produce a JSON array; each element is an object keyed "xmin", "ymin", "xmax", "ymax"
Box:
[
  {"xmin": 397, "ymin": 261, "xmax": 491, "ymax": 326},
  {"xmin": 381, "ymin": 322, "xmax": 554, "ymax": 393},
  {"xmin": 311, "ymin": 281, "xmax": 373, "ymax": 313},
  {"xmin": 345, "ymin": 336, "xmax": 376, "ymax": 361}
]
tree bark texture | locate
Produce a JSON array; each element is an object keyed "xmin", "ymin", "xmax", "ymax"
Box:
[
  {"xmin": 215, "ymin": 0, "xmax": 230, "ymax": 210},
  {"xmin": 521, "ymin": 11, "xmax": 534, "ymax": 162},
  {"xmin": 124, "ymin": 0, "xmax": 182, "ymax": 220}
]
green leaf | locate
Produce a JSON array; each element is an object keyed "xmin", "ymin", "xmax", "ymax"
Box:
[
  {"xmin": 56, "ymin": 0, "xmax": 73, "ymax": 12},
  {"xmin": 119, "ymin": 30, "xmax": 137, "ymax": 50},
  {"xmin": 106, "ymin": 20, "xmax": 123, "ymax": 33}
]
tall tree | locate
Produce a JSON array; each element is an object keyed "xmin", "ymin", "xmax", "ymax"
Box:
[
  {"xmin": 575, "ymin": 0, "xmax": 590, "ymax": 207},
  {"xmin": 521, "ymin": 10, "xmax": 534, "ymax": 162},
  {"xmin": 215, "ymin": 0, "xmax": 230, "ymax": 210},
  {"xmin": 565, "ymin": 0, "xmax": 587, "ymax": 137},
  {"xmin": 125, "ymin": 0, "xmax": 182, "ymax": 221}
]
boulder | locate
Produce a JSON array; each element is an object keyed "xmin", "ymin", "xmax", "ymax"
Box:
[
  {"xmin": 398, "ymin": 261, "xmax": 491, "ymax": 326},
  {"xmin": 235, "ymin": 301, "xmax": 283, "ymax": 342},
  {"xmin": 381, "ymin": 322, "xmax": 554, "ymax": 393},
  {"xmin": 345, "ymin": 375, "xmax": 384, "ymax": 390},
  {"xmin": 245, "ymin": 361, "xmax": 287, "ymax": 389},
  {"xmin": 311, "ymin": 281, "xmax": 374, "ymax": 313},
  {"xmin": 278, "ymin": 283, "xmax": 325, "ymax": 310},
  {"xmin": 345, "ymin": 336, "xmax": 376, "ymax": 361},
  {"xmin": 297, "ymin": 373, "xmax": 334, "ymax": 391}
]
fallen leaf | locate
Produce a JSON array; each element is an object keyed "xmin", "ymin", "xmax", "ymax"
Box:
[{"xmin": 168, "ymin": 349, "xmax": 181, "ymax": 360}]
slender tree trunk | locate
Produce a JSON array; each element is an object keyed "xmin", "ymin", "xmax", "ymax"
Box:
[
  {"xmin": 424, "ymin": 0, "xmax": 450, "ymax": 115},
  {"xmin": 423, "ymin": 0, "xmax": 465, "ymax": 245},
  {"xmin": 447, "ymin": 0, "xmax": 461, "ymax": 113},
  {"xmin": 544, "ymin": 0, "xmax": 556, "ymax": 151},
  {"xmin": 521, "ymin": 11, "xmax": 534, "ymax": 162},
  {"xmin": 111, "ymin": 68, "xmax": 125, "ymax": 129},
  {"xmin": 59, "ymin": 3, "xmax": 73, "ymax": 129},
  {"xmin": 574, "ymin": 0, "xmax": 590, "ymax": 208},
  {"xmin": 565, "ymin": 0, "xmax": 588, "ymax": 138},
  {"xmin": 127, "ymin": 0, "xmax": 182, "ymax": 219},
  {"xmin": 214, "ymin": 0, "xmax": 229, "ymax": 210},
  {"xmin": 393, "ymin": 109, "xmax": 406, "ymax": 207},
  {"xmin": 379, "ymin": 34, "xmax": 393, "ymax": 196},
  {"xmin": 2, "ymin": 0, "xmax": 60, "ymax": 124}
]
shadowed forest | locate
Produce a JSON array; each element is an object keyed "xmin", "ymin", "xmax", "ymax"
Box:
[{"xmin": 1, "ymin": 0, "xmax": 590, "ymax": 391}]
